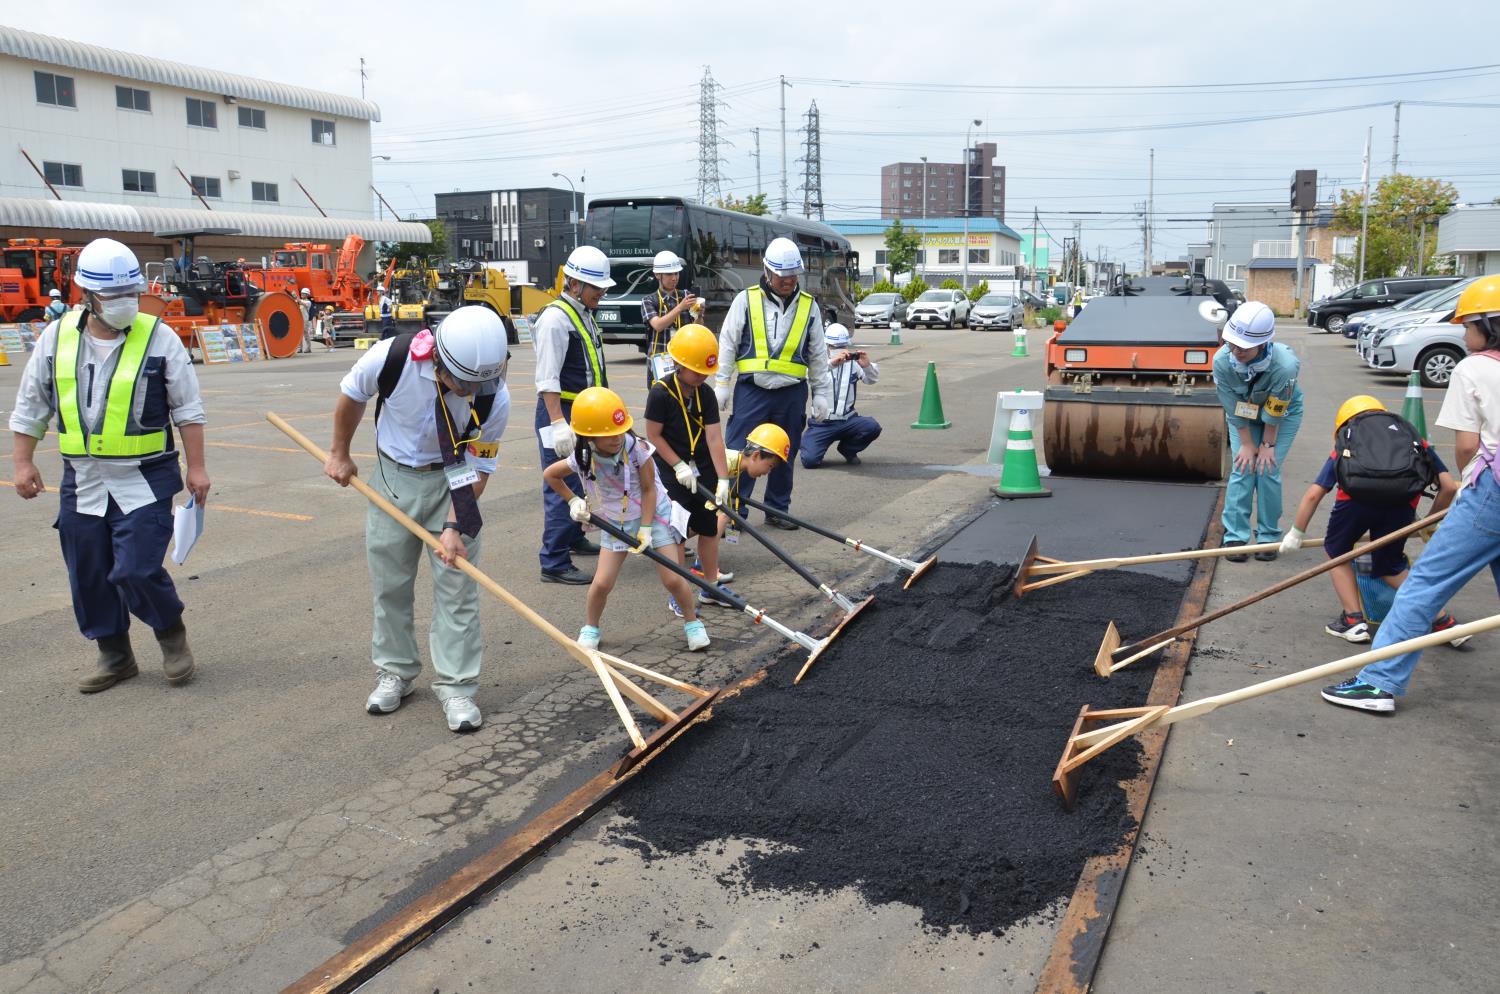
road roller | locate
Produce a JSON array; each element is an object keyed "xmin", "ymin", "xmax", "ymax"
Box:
[{"xmin": 1043, "ymin": 276, "xmax": 1229, "ymax": 481}]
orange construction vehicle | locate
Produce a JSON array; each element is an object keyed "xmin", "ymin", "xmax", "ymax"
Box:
[
  {"xmin": 1, "ymin": 238, "xmax": 82, "ymax": 321},
  {"xmin": 244, "ymin": 235, "xmax": 378, "ymax": 342}
]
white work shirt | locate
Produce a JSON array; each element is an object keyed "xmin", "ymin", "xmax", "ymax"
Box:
[
  {"xmin": 822, "ymin": 354, "xmax": 879, "ymax": 422},
  {"xmin": 1436, "ymin": 352, "xmax": 1500, "ymax": 486},
  {"xmin": 9, "ymin": 316, "xmax": 206, "ymax": 516},
  {"xmin": 714, "ymin": 285, "xmax": 833, "ymax": 406},
  {"xmin": 533, "ymin": 293, "xmax": 605, "ymax": 396},
  {"xmin": 340, "ymin": 338, "xmax": 510, "ymax": 474}
]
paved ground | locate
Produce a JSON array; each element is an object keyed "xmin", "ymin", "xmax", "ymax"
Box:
[{"xmin": 0, "ymin": 319, "xmax": 1492, "ymax": 993}]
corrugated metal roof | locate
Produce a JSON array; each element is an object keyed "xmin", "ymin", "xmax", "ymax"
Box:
[
  {"xmin": 826, "ymin": 217, "xmax": 1024, "ymax": 241},
  {"xmin": 1437, "ymin": 206, "xmax": 1500, "ymax": 253},
  {"xmin": 0, "ymin": 25, "xmax": 380, "ymax": 122},
  {"xmin": 0, "ymin": 197, "xmax": 429, "ymax": 243}
]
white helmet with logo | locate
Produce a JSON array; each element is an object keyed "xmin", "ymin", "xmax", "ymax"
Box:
[
  {"xmin": 824, "ymin": 323, "xmax": 851, "ymax": 347},
  {"xmin": 652, "ymin": 250, "xmax": 683, "ymax": 274},
  {"xmin": 764, "ymin": 237, "xmax": 804, "ymax": 277},
  {"xmin": 435, "ymin": 306, "xmax": 509, "ymax": 383},
  {"xmin": 564, "ymin": 245, "xmax": 616, "ymax": 289},
  {"xmin": 49, "ymin": 288, "xmax": 62, "ymax": 298},
  {"xmin": 1221, "ymin": 300, "xmax": 1276, "ymax": 349},
  {"xmin": 74, "ymin": 238, "xmax": 146, "ymax": 294}
]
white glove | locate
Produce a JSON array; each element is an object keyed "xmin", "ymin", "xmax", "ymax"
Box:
[
  {"xmin": 811, "ymin": 397, "xmax": 830, "ymax": 421},
  {"xmin": 673, "ymin": 460, "xmax": 697, "ymax": 489},
  {"xmin": 568, "ymin": 496, "xmax": 590, "ymax": 523},
  {"xmin": 712, "ymin": 478, "xmax": 730, "ymax": 510},
  {"xmin": 551, "ymin": 418, "xmax": 575, "ymax": 458},
  {"xmin": 1279, "ymin": 527, "xmax": 1304, "ymax": 554},
  {"xmin": 715, "ymin": 383, "xmax": 731, "ymax": 410}
]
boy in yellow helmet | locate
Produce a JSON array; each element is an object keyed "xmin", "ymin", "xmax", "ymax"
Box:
[{"xmin": 693, "ymin": 423, "xmax": 789, "ymax": 588}]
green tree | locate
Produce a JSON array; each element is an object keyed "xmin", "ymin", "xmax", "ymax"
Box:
[
  {"xmin": 718, "ymin": 193, "xmax": 770, "ymax": 216},
  {"xmin": 967, "ymin": 279, "xmax": 990, "ymax": 303},
  {"xmin": 857, "ymin": 279, "xmax": 900, "ymax": 302},
  {"xmin": 883, "ymin": 219, "xmax": 922, "ymax": 277},
  {"xmin": 938, "ymin": 278, "xmax": 963, "ymax": 291},
  {"xmin": 899, "ymin": 276, "xmax": 929, "ymax": 303},
  {"xmin": 1333, "ymin": 174, "xmax": 1458, "ymax": 278},
  {"xmin": 379, "ymin": 218, "xmax": 449, "ymax": 270}
]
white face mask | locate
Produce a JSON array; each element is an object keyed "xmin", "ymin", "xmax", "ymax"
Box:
[{"xmin": 95, "ymin": 295, "xmax": 140, "ymax": 331}]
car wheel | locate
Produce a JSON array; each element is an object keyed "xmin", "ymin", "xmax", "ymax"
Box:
[
  {"xmin": 1324, "ymin": 314, "xmax": 1346, "ymax": 335},
  {"xmin": 1418, "ymin": 346, "xmax": 1464, "ymax": 389}
]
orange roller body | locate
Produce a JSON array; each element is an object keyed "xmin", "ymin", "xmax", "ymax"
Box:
[{"xmin": 248, "ymin": 291, "xmax": 305, "ymax": 358}]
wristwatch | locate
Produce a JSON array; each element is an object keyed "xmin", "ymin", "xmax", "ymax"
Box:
[{"xmin": 443, "ymin": 520, "xmax": 461, "ymax": 533}]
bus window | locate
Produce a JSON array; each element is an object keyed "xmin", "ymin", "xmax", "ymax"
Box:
[
  {"xmin": 731, "ymin": 218, "xmax": 752, "ymax": 266},
  {"xmin": 607, "ymin": 206, "xmax": 653, "ymax": 254},
  {"xmin": 583, "ymin": 208, "xmax": 611, "ymax": 246},
  {"xmin": 650, "ymin": 205, "xmax": 686, "ymax": 254}
]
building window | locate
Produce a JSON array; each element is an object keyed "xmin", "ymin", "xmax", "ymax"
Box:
[
  {"xmin": 1224, "ymin": 264, "xmax": 1240, "ymax": 281},
  {"xmin": 122, "ymin": 169, "xmax": 156, "ymax": 193},
  {"xmin": 902, "ymin": 193, "xmax": 910, "ymax": 201},
  {"xmin": 902, "ymin": 180, "xmax": 911, "ymax": 188},
  {"xmin": 968, "ymin": 248, "xmax": 990, "ymax": 264},
  {"xmin": 238, "ymin": 106, "xmax": 266, "ymax": 129},
  {"xmin": 190, "ymin": 175, "xmax": 222, "ymax": 198},
  {"xmin": 252, "ymin": 181, "xmax": 279, "ymax": 203},
  {"xmin": 311, "ymin": 119, "xmax": 336, "ymax": 145},
  {"xmin": 874, "ymin": 250, "xmax": 888, "ymax": 264},
  {"xmin": 938, "ymin": 249, "xmax": 960, "ymax": 265},
  {"xmin": 43, "ymin": 162, "xmax": 83, "ymax": 187},
  {"xmin": 35, "ymin": 71, "xmax": 76, "ymax": 107},
  {"xmin": 115, "ymin": 85, "xmax": 151, "ymax": 112},
  {"xmin": 524, "ymin": 203, "xmax": 538, "ymax": 221},
  {"xmin": 186, "ymin": 97, "xmax": 217, "ymax": 128}
]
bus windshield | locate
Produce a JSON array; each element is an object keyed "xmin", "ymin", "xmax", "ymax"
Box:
[{"xmin": 584, "ymin": 204, "xmax": 687, "ymax": 259}]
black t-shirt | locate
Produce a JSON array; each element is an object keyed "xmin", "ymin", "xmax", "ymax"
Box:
[{"xmin": 645, "ymin": 374, "xmax": 720, "ymax": 474}]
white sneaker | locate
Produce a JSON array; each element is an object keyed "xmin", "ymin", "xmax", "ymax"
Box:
[
  {"xmin": 684, "ymin": 620, "xmax": 710, "ymax": 651},
  {"xmin": 443, "ymin": 695, "xmax": 483, "ymax": 732},
  {"xmin": 366, "ymin": 672, "xmax": 414, "ymax": 714},
  {"xmin": 578, "ymin": 625, "xmax": 601, "ymax": 649}
]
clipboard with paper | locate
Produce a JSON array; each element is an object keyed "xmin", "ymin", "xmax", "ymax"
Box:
[{"xmin": 171, "ymin": 495, "xmax": 206, "ymax": 565}]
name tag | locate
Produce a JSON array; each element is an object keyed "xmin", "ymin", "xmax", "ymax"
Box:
[
  {"xmin": 444, "ymin": 462, "xmax": 480, "ymax": 491},
  {"xmin": 467, "ymin": 440, "xmax": 498, "ymax": 460},
  {"xmin": 725, "ymin": 521, "xmax": 740, "ymax": 545},
  {"xmin": 1234, "ymin": 401, "xmax": 1260, "ymax": 420},
  {"xmin": 649, "ymin": 353, "xmax": 677, "ymax": 380}
]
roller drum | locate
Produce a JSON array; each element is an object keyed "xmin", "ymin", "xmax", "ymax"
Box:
[{"xmin": 1043, "ymin": 383, "xmax": 1226, "ymax": 482}]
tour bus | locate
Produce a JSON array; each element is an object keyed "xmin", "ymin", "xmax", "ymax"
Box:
[{"xmin": 581, "ymin": 197, "xmax": 859, "ymax": 351}]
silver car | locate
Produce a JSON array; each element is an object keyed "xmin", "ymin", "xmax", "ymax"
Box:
[
  {"xmin": 1357, "ymin": 278, "xmax": 1474, "ymax": 363},
  {"xmin": 853, "ymin": 292, "xmax": 908, "ymax": 329},
  {"xmin": 969, "ymin": 293, "xmax": 1024, "ymax": 331},
  {"xmin": 1366, "ymin": 313, "xmax": 1471, "ymax": 388}
]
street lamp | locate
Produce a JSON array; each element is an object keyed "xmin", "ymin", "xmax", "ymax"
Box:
[
  {"xmin": 919, "ymin": 155, "xmax": 928, "ymax": 280},
  {"xmin": 551, "ymin": 172, "xmax": 581, "ymax": 250},
  {"xmin": 962, "ymin": 119, "xmax": 981, "ymax": 291}
]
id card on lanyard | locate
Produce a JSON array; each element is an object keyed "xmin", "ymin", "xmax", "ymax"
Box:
[{"xmin": 437, "ymin": 382, "xmax": 481, "ymax": 491}]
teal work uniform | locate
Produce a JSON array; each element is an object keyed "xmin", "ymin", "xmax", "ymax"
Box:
[{"xmin": 1213, "ymin": 341, "xmax": 1304, "ymax": 544}]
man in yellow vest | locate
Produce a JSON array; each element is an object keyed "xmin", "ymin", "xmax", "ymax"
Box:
[
  {"xmin": 713, "ymin": 237, "xmax": 833, "ymax": 527},
  {"xmin": 9, "ymin": 238, "xmax": 209, "ymax": 692}
]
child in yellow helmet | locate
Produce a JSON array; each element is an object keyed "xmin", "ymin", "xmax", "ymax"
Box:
[
  {"xmin": 701, "ymin": 423, "xmax": 790, "ymax": 583},
  {"xmin": 543, "ymin": 387, "xmax": 708, "ymax": 652}
]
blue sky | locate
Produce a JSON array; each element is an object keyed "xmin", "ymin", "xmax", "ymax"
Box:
[{"xmin": 13, "ymin": 2, "xmax": 1500, "ymax": 266}]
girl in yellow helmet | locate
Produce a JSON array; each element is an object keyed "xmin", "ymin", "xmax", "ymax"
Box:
[{"xmin": 543, "ymin": 387, "xmax": 709, "ymax": 652}]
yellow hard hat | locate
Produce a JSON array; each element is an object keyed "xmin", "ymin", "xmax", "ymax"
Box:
[
  {"xmin": 745, "ymin": 423, "xmax": 791, "ymax": 462},
  {"xmin": 570, "ymin": 386, "xmax": 634, "ymax": 437},
  {"xmin": 666, "ymin": 323, "xmax": 719, "ymax": 375},
  {"xmin": 1451, "ymin": 276, "xmax": 1500, "ymax": 324},
  {"xmin": 1335, "ymin": 395, "xmax": 1385, "ymax": 436}
]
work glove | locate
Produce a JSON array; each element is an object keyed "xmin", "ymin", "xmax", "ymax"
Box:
[
  {"xmin": 568, "ymin": 496, "xmax": 590, "ymax": 523},
  {"xmin": 1418, "ymin": 524, "xmax": 1437, "ymax": 542},
  {"xmin": 1279, "ymin": 527, "xmax": 1304, "ymax": 555},
  {"xmin": 712, "ymin": 478, "xmax": 730, "ymax": 510},
  {"xmin": 715, "ymin": 383, "xmax": 731, "ymax": 411},
  {"xmin": 673, "ymin": 460, "xmax": 697, "ymax": 489},
  {"xmin": 630, "ymin": 525, "xmax": 653, "ymax": 554},
  {"xmin": 551, "ymin": 418, "xmax": 575, "ymax": 459},
  {"xmin": 811, "ymin": 397, "xmax": 830, "ymax": 421}
]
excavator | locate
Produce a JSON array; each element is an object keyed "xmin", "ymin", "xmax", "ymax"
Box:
[
  {"xmin": 0, "ymin": 238, "xmax": 81, "ymax": 322},
  {"xmin": 1042, "ymin": 274, "xmax": 1236, "ymax": 481}
]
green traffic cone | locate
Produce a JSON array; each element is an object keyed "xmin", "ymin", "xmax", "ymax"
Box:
[
  {"xmin": 1401, "ymin": 371, "xmax": 1428, "ymax": 439},
  {"xmin": 911, "ymin": 361, "xmax": 952, "ymax": 429},
  {"xmin": 993, "ymin": 406, "xmax": 1051, "ymax": 499},
  {"xmin": 1010, "ymin": 326, "xmax": 1029, "ymax": 358}
]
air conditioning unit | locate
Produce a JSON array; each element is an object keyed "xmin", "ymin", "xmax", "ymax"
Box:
[
  {"xmin": 533, "ymin": 238, "xmax": 545, "ymax": 249},
  {"xmin": 227, "ymin": 170, "xmax": 241, "ymax": 180}
]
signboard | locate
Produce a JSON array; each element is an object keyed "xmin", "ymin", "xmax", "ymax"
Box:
[
  {"xmin": 921, "ymin": 233, "xmax": 992, "ymax": 248},
  {"xmin": 237, "ymin": 323, "xmax": 263, "ymax": 361},
  {"xmin": 221, "ymin": 325, "xmax": 247, "ymax": 362},
  {"xmin": 513, "ymin": 316, "xmax": 534, "ymax": 346},
  {"xmin": 197, "ymin": 327, "xmax": 230, "ymax": 364},
  {"xmin": 0, "ymin": 323, "xmax": 37, "ymax": 355}
]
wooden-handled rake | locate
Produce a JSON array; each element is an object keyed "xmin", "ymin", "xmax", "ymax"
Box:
[{"xmin": 1013, "ymin": 535, "xmax": 1322, "ymax": 598}]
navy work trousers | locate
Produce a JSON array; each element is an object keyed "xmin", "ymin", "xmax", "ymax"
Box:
[
  {"xmin": 800, "ymin": 415, "xmax": 882, "ymax": 468},
  {"xmin": 535, "ymin": 395, "xmax": 585, "ymax": 573},
  {"xmin": 56, "ymin": 493, "xmax": 183, "ymax": 640}
]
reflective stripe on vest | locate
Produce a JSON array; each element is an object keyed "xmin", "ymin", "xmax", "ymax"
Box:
[
  {"xmin": 546, "ymin": 298, "xmax": 606, "ymax": 401},
  {"xmin": 55, "ymin": 310, "xmax": 167, "ymax": 459},
  {"xmin": 737, "ymin": 286, "xmax": 812, "ymax": 378}
]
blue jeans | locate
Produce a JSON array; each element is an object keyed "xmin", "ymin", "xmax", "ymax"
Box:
[
  {"xmin": 1358, "ymin": 472, "xmax": 1500, "ymax": 695},
  {"xmin": 1222, "ymin": 412, "xmax": 1302, "ymax": 543},
  {"xmin": 535, "ymin": 395, "xmax": 585, "ymax": 574}
]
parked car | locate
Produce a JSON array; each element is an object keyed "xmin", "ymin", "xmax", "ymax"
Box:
[
  {"xmin": 1365, "ymin": 311, "xmax": 1470, "ymax": 388},
  {"xmin": 968, "ymin": 293, "xmax": 1025, "ymax": 331},
  {"xmin": 1356, "ymin": 279, "xmax": 1475, "ymax": 362},
  {"xmin": 852, "ymin": 292, "xmax": 908, "ymax": 329},
  {"xmin": 1346, "ymin": 278, "xmax": 1473, "ymax": 342},
  {"xmin": 1307, "ymin": 276, "xmax": 1461, "ymax": 334},
  {"xmin": 1019, "ymin": 289, "xmax": 1048, "ymax": 310},
  {"xmin": 905, "ymin": 289, "xmax": 971, "ymax": 328}
]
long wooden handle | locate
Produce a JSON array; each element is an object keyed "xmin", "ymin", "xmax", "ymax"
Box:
[
  {"xmin": 1114, "ymin": 508, "xmax": 1448, "ymax": 660},
  {"xmin": 1026, "ymin": 537, "xmax": 1324, "ymax": 575}
]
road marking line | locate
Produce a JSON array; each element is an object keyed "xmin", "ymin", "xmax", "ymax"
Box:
[
  {"xmin": 212, "ymin": 411, "xmax": 332, "ymax": 432},
  {"xmin": 1, "ymin": 480, "xmax": 313, "ymax": 521}
]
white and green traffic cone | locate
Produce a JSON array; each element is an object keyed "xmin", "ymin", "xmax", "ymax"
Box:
[{"xmin": 993, "ymin": 404, "xmax": 1051, "ymax": 499}]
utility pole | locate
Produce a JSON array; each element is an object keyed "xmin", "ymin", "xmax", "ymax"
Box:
[
  {"xmin": 751, "ymin": 127, "xmax": 762, "ymax": 198},
  {"xmin": 1359, "ymin": 126, "xmax": 1372, "ymax": 282},
  {"xmin": 919, "ymin": 155, "xmax": 929, "ymax": 280},
  {"xmin": 1294, "ymin": 206, "xmax": 1306, "ymax": 319},
  {"xmin": 1073, "ymin": 220, "xmax": 1082, "ymax": 290},
  {"xmin": 1391, "ymin": 101, "xmax": 1402, "ymax": 174},
  {"xmin": 1031, "ymin": 207, "xmax": 1040, "ymax": 295},
  {"xmin": 1145, "ymin": 148, "xmax": 1154, "ymax": 274},
  {"xmin": 962, "ymin": 119, "xmax": 981, "ymax": 291},
  {"xmin": 779, "ymin": 75, "xmax": 790, "ymax": 215},
  {"xmin": 359, "ymin": 57, "xmax": 367, "ymax": 100}
]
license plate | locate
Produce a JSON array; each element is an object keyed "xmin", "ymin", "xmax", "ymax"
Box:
[{"xmin": 596, "ymin": 309, "xmax": 620, "ymax": 323}]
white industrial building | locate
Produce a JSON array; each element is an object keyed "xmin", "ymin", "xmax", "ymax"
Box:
[
  {"xmin": 825, "ymin": 218, "xmax": 1024, "ymax": 288},
  {"xmin": 1437, "ymin": 204, "xmax": 1500, "ymax": 276},
  {"xmin": 0, "ymin": 25, "xmax": 427, "ymax": 262}
]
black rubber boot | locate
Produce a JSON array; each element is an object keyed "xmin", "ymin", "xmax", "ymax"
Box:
[
  {"xmin": 155, "ymin": 620, "xmax": 196, "ymax": 685},
  {"xmin": 79, "ymin": 633, "xmax": 138, "ymax": 693}
]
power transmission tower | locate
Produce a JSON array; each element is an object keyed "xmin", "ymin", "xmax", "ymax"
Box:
[
  {"xmin": 797, "ymin": 101, "xmax": 824, "ymax": 220},
  {"xmin": 697, "ymin": 66, "xmax": 727, "ymax": 204}
]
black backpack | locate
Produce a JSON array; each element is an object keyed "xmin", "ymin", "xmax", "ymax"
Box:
[
  {"xmin": 1335, "ymin": 411, "xmax": 1437, "ymax": 506},
  {"xmin": 375, "ymin": 332, "xmax": 497, "ymax": 426}
]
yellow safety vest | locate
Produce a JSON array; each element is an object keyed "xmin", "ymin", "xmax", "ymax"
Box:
[
  {"xmin": 546, "ymin": 298, "xmax": 606, "ymax": 401},
  {"xmin": 54, "ymin": 310, "xmax": 167, "ymax": 460},
  {"xmin": 737, "ymin": 286, "xmax": 812, "ymax": 378}
]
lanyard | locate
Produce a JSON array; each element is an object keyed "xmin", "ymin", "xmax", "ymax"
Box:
[
  {"xmin": 648, "ymin": 289, "xmax": 681, "ymax": 356},
  {"xmin": 435, "ymin": 379, "xmax": 480, "ymax": 457},
  {"xmin": 664, "ymin": 373, "xmax": 703, "ymax": 455}
]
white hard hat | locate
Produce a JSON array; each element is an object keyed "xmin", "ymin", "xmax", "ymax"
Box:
[
  {"xmin": 564, "ymin": 245, "xmax": 615, "ymax": 289},
  {"xmin": 378, "ymin": 285, "xmax": 388, "ymax": 294},
  {"xmin": 74, "ymin": 238, "xmax": 146, "ymax": 294},
  {"xmin": 48, "ymin": 288, "xmax": 62, "ymax": 298},
  {"xmin": 764, "ymin": 237, "xmax": 804, "ymax": 277},
  {"xmin": 300, "ymin": 287, "xmax": 311, "ymax": 297},
  {"xmin": 652, "ymin": 250, "xmax": 683, "ymax": 274},
  {"xmin": 435, "ymin": 306, "xmax": 508, "ymax": 383},
  {"xmin": 824, "ymin": 323, "xmax": 851, "ymax": 347},
  {"xmin": 1222, "ymin": 300, "xmax": 1276, "ymax": 349}
]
